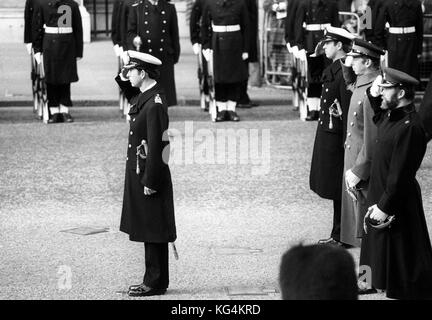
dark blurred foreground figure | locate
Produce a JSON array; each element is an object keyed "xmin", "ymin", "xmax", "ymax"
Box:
[
  {"xmin": 115, "ymin": 51, "xmax": 177, "ymax": 297},
  {"xmin": 279, "ymin": 244, "xmax": 358, "ymax": 300},
  {"xmin": 419, "ymin": 72, "xmax": 432, "ymax": 142},
  {"xmin": 359, "ymin": 68, "xmax": 432, "ymax": 299}
]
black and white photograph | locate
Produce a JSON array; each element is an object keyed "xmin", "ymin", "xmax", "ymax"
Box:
[{"xmin": 1, "ymin": 0, "xmax": 432, "ymax": 308}]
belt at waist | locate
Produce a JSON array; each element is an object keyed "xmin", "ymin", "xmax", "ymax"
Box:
[
  {"xmin": 305, "ymin": 23, "xmax": 331, "ymax": 31},
  {"xmin": 44, "ymin": 25, "xmax": 73, "ymax": 34},
  {"xmin": 388, "ymin": 26, "xmax": 416, "ymax": 34},
  {"xmin": 212, "ymin": 24, "xmax": 241, "ymax": 32}
]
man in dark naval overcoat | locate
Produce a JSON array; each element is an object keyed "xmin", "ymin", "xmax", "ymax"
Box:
[
  {"xmin": 358, "ymin": 68, "xmax": 432, "ymax": 299},
  {"xmin": 309, "ymin": 27, "xmax": 354, "ymax": 247},
  {"xmin": 127, "ymin": 0, "xmax": 181, "ymax": 107},
  {"xmin": 115, "ymin": 51, "xmax": 176, "ymax": 297},
  {"xmin": 294, "ymin": 0, "xmax": 340, "ymax": 121},
  {"xmin": 374, "ymin": 0, "xmax": 423, "ymax": 79},
  {"xmin": 201, "ymin": 0, "xmax": 250, "ymax": 122},
  {"xmin": 32, "ymin": 0, "xmax": 83, "ymax": 123}
]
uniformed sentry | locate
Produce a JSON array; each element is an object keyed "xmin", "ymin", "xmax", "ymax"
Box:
[
  {"xmin": 309, "ymin": 27, "xmax": 353, "ymax": 247},
  {"xmin": 201, "ymin": 0, "xmax": 250, "ymax": 122},
  {"xmin": 359, "ymin": 68, "xmax": 432, "ymax": 299},
  {"xmin": 115, "ymin": 51, "xmax": 176, "ymax": 297},
  {"xmin": 127, "ymin": 0, "xmax": 180, "ymax": 107},
  {"xmin": 339, "ymin": 38, "xmax": 385, "ymax": 247},
  {"xmin": 294, "ymin": 0, "xmax": 340, "ymax": 121},
  {"xmin": 32, "ymin": 0, "xmax": 83, "ymax": 123},
  {"xmin": 374, "ymin": 0, "xmax": 423, "ymax": 79}
]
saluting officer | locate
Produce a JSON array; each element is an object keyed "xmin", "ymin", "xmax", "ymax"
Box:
[
  {"xmin": 128, "ymin": 0, "xmax": 180, "ymax": 107},
  {"xmin": 294, "ymin": 0, "xmax": 340, "ymax": 121},
  {"xmin": 375, "ymin": 0, "xmax": 424, "ymax": 79},
  {"xmin": 116, "ymin": 51, "xmax": 176, "ymax": 297},
  {"xmin": 201, "ymin": 0, "xmax": 250, "ymax": 122},
  {"xmin": 32, "ymin": 0, "xmax": 83, "ymax": 123},
  {"xmin": 310, "ymin": 27, "xmax": 354, "ymax": 247},
  {"xmin": 339, "ymin": 38, "xmax": 385, "ymax": 247}
]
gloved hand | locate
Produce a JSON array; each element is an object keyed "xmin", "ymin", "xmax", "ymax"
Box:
[
  {"xmin": 26, "ymin": 43, "xmax": 32, "ymax": 55},
  {"xmin": 272, "ymin": 3, "xmax": 279, "ymax": 11},
  {"xmin": 291, "ymin": 46, "xmax": 299, "ymax": 58},
  {"xmin": 278, "ymin": 2, "xmax": 287, "ymax": 10},
  {"xmin": 119, "ymin": 46, "xmax": 124, "ymax": 55},
  {"xmin": 345, "ymin": 169, "xmax": 361, "ymax": 189},
  {"xmin": 34, "ymin": 52, "xmax": 42, "ymax": 65},
  {"xmin": 120, "ymin": 67, "xmax": 129, "ymax": 81},
  {"xmin": 298, "ymin": 49, "xmax": 307, "ymax": 61},
  {"xmin": 370, "ymin": 75, "xmax": 383, "ymax": 97},
  {"xmin": 192, "ymin": 43, "xmax": 200, "ymax": 55},
  {"xmin": 286, "ymin": 42, "xmax": 292, "ymax": 53},
  {"xmin": 344, "ymin": 55, "xmax": 354, "ymax": 67},
  {"xmin": 202, "ymin": 48, "xmax": 212, "ymax": 62},
  {"xmin": 368, "ymin": 204, "xmax": 389, "ymax": 223},
  {"xmin": 121, "ymin": 50, "xmax": 130, "ymax": 65},
  {"xmin": 133, "ymin": 36, "xmax": 142, "ymax": 49},
  {"xmin": 113, "ymin": 44, "xmax": 121, "ymax": 57},
  {"xmin": 242, "ymin": 52, "xmax": 249, "ymax": 61}
]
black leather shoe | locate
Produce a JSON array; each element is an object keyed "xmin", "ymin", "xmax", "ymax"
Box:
[
  {"xmin": 227, "ymin": 111, "xmax": 240, "ymax": 121},
  {"xmin": 128, "ymin": 284, "xmax": 167, "ymax": 297},
  {"xmin": 215, "ymin": 111, "xmax": 227, "ymax": 122},
  {"xmin": 48, "ymin": 113, "xmax": 61, "ymax": 124},
  {"xmin": 318, "ymin": 237, "xmax": 343, "ymax": 246},
  {"xmin": 62, "ymin": 113, "xmax": 74, "ymax": 123},
  {"xmin": 305, "ymin": 110, "xmax": 319, "ymax": 121}
]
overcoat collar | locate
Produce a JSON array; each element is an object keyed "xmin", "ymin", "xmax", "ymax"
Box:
[
  {"xmin": 128, "ymin": 83, "xmax": 162, "ymax": 115},
  {"xmin": 356, "ymin": 70, "xmax": 380, "ymax": 89},
  {"xmin": 322, "ymin": 59, "xmax": 342, "ymax": 82},
  {"xmin": 388, "ymin": 103, "xmax": 416, "ymax": 122}
]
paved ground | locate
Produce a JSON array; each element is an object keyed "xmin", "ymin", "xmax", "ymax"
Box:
[{"xmin": 1, "ymin": 105, "xmax": 431, "ymax": 300}]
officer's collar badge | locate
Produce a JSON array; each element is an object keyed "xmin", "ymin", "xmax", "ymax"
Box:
[{"xmin": 155, "ymin": 94, "xmax": 162, "ymax": 104}]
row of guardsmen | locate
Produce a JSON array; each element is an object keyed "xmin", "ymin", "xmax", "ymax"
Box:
[{"xmin": 265, "ymin": 0, "xmax": 424, "ymax": 121}]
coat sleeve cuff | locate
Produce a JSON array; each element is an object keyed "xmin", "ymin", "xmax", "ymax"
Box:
[{"xmin": 377, "ymin": 192, "xmax": 392, "ymax": 215}]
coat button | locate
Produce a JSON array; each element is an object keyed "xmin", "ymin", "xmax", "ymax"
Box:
[
  {"xmin": 348, "ymin": 133, "xmax": 352, "ymax": 137},
  {"xmin": 162, "ymin": 30, "xmax": 166, "ymax": 33},
  {"xmin": 126, "ymin": 157, "xmax": 129, "ymax": 161},
  {"xmin": 149, "ymin": 49, "xmax": 152, "ymax": 52},
  {"xmin": 146, "ymin": 30, "xmax": 150, "ymax": 34},
  {"xmin": 163, "ymin": 20, "xmax": 167, "ymax": 24},
  {"xmin": 358, "ymin": 101, "xmax": 362, "ymax": 105},
  {"xmin": 322, "ymin": 110, "xmax": 325, "ymax": 114},
  {"xmin": 354, "ymin": 112, "xmax": 357, "ymax": 116},
  {"xmin": 145, "ymin": 21, "xmax": 148, "ymax": 24},
  {"xmin": 326, "ymin": 88, "xmax": 329, "ymax": 92},
  {"xmin": 347, "ymin": 145, "xmax": 351, "ymax": 149},
  {"xmin": 160, "ymin": 48, "xmax": 163, "ymax": 51},
  {"xmin": 130, "ymin": 131, "xmax": 133, "ymax": 135},
  {"xmin": 350, "ymin": 122, "xmax": 354, "ymax": 126},
  {"xmin": 320, "ymin": 121, "xmax": 323, "ymax": 125},
  {"xmin": 162, "ymin": 11, "xmax": 165, "ymax": 14},
  {"xmin": 161, "ymin": 39, "xmax": 164, "ymax": 42},
  {"xmin": 133, "ymin": 118, "xmax": 136, "ymax": 122},
  {"xmin": 148, "ymin": 39, "xmax": 151, "ymax": 43},
  {"xmin": 129, "ymin": 144, "xmax": 132, "ymax": 148}
]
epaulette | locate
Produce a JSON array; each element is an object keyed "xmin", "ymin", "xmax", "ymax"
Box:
[{"xmin": 155, "ymin": 94, "xmax": 162, "ymax": 104}]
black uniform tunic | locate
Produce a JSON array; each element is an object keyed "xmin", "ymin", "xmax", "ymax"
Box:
[
  {"xmin": 127, "ymin": 0, "xmax": 180, "ymax": 106},
  {"xmin": 116, "ymin": 76, "xmax": 176, "ymax": 243},
  {"xmin": 310, "ymin": 59, "xmax": 352, "ymax": 200},
  {"xmin": 32, "ymin": 0, "xmax": 83, "ymax": 85},
  {"xmin": 111, "ymin": 0, "xmax": 124, "ymax": 46},
  {"xmin": 201, "ymin": 0, "xmax": 250, "ymax": 84},
  {"xmin": 24, "ymin": 0, "xmax": 36, "ymax": 44},
  {"xmin": 375, "ymin": 0, "xmax": 424, "ymax": 79},
  {"xmin": 360, "ymin": 89, "xmax": 432, "ymax": 300},
  {"xmin": 294, "ymin": 0, "xmax": 340, "ymax": 97},
  {"xmin": 285, "ymin": 0, "xmax": 301, "ymax": 46}
]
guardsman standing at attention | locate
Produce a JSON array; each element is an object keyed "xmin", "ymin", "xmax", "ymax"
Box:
[
  {"xmin": 375, "ymin": 0, "xmax": 423, "ymax": 79},
  {"xmin": 339, "ymin": 38, "xmax": 384, "ymax": 248},
  {"xmin": 115, "ymin": 51, "xmax": 177, "ymax": 297},
  {"xmin": 310, "ymin": 27, "xmax": 354, "ymax": 247},
  {"xmin": 32, "ymin": 0, "xmax": 83, "ymax": 123},
  {"xmin": 128, "ymin": 0, "xmax": 180, "ymax": 107},
  {"xmin": 294, "ymin": 0, "xmax": 340, "ymax": 121},
  {"xmin": 201, "ymin": 0, "xmax": 250, "ymax": 122}
]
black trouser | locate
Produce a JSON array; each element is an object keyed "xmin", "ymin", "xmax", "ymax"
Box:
[
  {"xmin": 215, "ymin": 82, "xmax": 241, "ymax": 102},
  {"xmin": 46, "ymin": 83, "xmax": 72, "ymax": 107},
  {"xmin": 238, "ymin": 61, "xmax": 250, "ymax": 104},
  {"xmin": 331, "ymin": 200, "xmax": 342, "ymax": 241},
  {"xmin": 143, "ymin": 243, "xmax": 169, "ymax": 289}
]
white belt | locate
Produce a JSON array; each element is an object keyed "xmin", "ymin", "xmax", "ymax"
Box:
[
  {"xmin": 212, "ymin": 24, "xmax": 241, "ymax": 32},
  {"xmin": 305, "ymin": 23, "xmax": 331, "ymax": 31},
  {"xmin": 388, "ymin": 26, "xmax": 415, "ymax": 34},
  {"xmin": 44, "ymin": 26, "xmax": 73, "ymax": 34}
]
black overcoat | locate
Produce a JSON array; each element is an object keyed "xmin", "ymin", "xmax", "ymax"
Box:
[
  {"xmin": 24, "ymin": 0, "xmax": 36, "ymax": 44},
  {"xmin": 245, "ymin": 0, "xmax": 259, "ymax": 62},
  {"xmin": 202, "ymin": 0, "xmax": 250, "ymax": 84},
  {"xmin": 360, "ymin": 90, "xmax": 432, "ymax": 300},
  {"xmin": 375, "ymin": 0, "xmax": 423, "ymax": 79},
  {"xmin": 127, "ymin": 0, "xmax": 180, "ymax": 106},
  {"xmin": 32, "ymin": 0, "xmax": 83, "ymax": 85},
  {"xmin": 116, "ymin": 76, "xmax": 176, "ymax": 243},
  {"xmin": 284, "ymin": 0, "xmax": 301, "ymax": 46},
  {"xmin": 189, "ymin": 0, "xmax": 206, "ymax": 45},
  {"xmin": 111, "ymin": 0, "xmax": 124, "ymax": 46},
  {"xmin": 310, "ymin": 59, "xmax": 352, "ymax": 200}
]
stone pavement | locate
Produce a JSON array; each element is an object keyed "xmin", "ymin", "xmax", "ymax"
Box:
[
  {"xmin": 1, "ymin": 105, "xmax": 431, "ymax": 300},
  {"xmin": 0, "ymin": 39, "xmax": 290, "ymax": 107}
]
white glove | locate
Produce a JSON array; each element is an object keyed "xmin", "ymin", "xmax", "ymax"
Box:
[
  {"xmin": 119, "ymin": 46, "xmax": 124, "ymax": 54},
  {"xmin": 192, "ymin": 43, "xmax": 200, "ymax": 55},
  {"xmin": 34, "ymin": 52, "xmax": 42, "ymax": 65},
  {"xmin": 121, "ymin": 50, "xmax": 130, "ymax": 65},
  {"xmin": 368, "ymin": 204, "xmax": 389, "ymax": 223},
  {"xmin": 292, "ymin": 45, "xmax": 299, "ymax": 58},
  {"xmin": 370, "ymin": 75, "xmax": 383, "ymax": 97},
  {"xmin": 299, "ymin": 49, "xmax": 307, "ymax": 61},
  {"xmin": 202, "ymin": 48, "xmax": 212, "ymax": 62},
  {"xmin": 113, "ymin": 44, "xmax": 121, "ymax": 57},
  {"xmin": 242, "ymin": 52, "xmax": 249, "ymax": 61},
  {"xmin": 344, "ymin": 55, "xmax": 354, "ymax": 67},
  {"xmin": 272, "ymin": 3, "xmax": 279, "ymax": 11},
  {"xmin": 133, "ymin": 36, "xmax": 142, "ymax": 49},
  {"xmin": 345, "ymin": 169, "xmax": 361, "ymax": 189},
  {"xmin": 286, "ymin": 42, "xmax": 292, "ymax": 53},
  {"xmin": 26, "ymin": 43, "xmax": 32, "ymax": 55},
  {"xmin": 278, "ymin": 2, "xmax": 287, "ymax": 10}
]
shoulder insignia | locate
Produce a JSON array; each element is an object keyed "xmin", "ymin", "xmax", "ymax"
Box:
[{"xmin": 154, "ymin": 94, "xmax": 162, "ymax": 104}]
